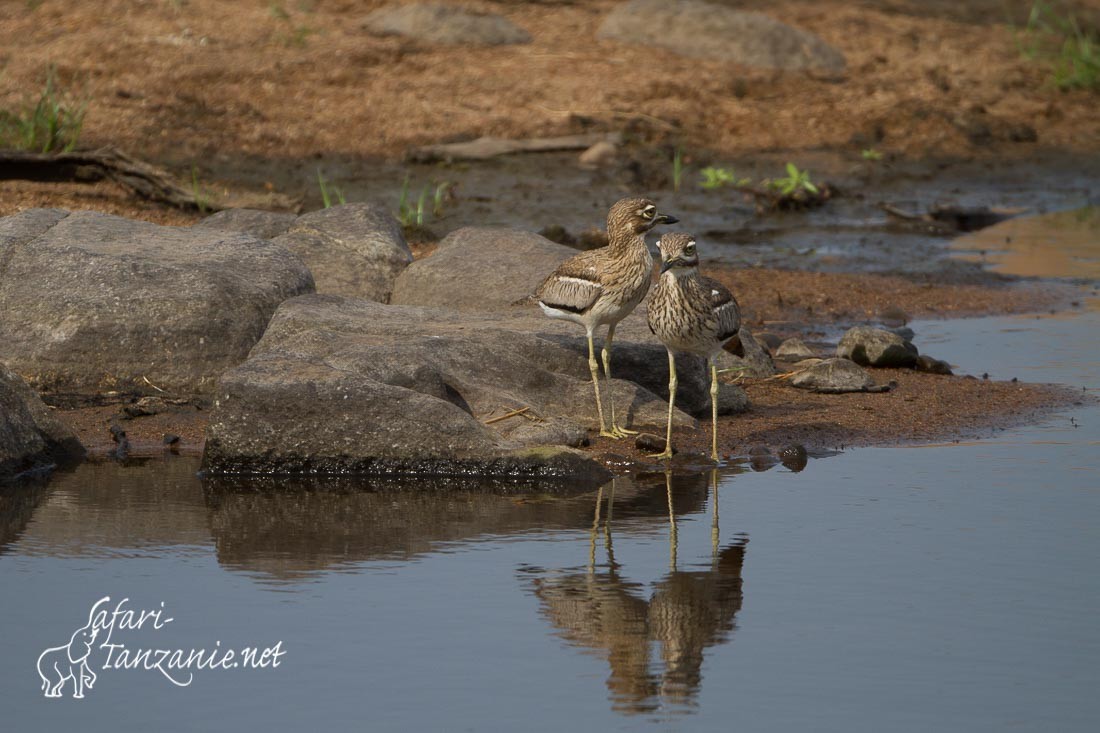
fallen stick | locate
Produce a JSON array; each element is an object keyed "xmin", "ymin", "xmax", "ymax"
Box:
[
  {"xmin": 483, "ymin": 406, "xmax": 531, "ymax": 425},
  {"xmin": 406, "ymin": 132, "xmax": 622, "ymax": 163}
]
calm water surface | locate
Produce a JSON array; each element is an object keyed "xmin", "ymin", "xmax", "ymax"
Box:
[{"xmin": 2, "ymin": 308, "xmax": 1098, "ymax": 731}]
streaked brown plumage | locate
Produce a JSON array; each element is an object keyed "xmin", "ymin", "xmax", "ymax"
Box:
[
  {"xmin": 536, "ymin": 197, "xmax": 678, "ymax": 438},
  {"xmin": 647, "ymin": 233, "xmax": 742, "ymax": 461}
]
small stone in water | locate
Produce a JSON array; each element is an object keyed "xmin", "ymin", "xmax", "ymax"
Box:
[{"xmin": 635, "ymin": 433, "xmax": 673, "ymax": 454}]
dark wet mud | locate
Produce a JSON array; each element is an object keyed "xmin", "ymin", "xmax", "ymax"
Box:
[{"xmin": 198, "ymin": 148, "xmax": 1100, "ymax": 278}]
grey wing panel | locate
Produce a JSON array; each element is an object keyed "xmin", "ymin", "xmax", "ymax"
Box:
[
  {"xmin": 701, "ymin": 276, "xmax": 742, "ymax": 341},
  {"xmin": 537, "ymin": 273, "xmax": 603, "ymax": 314}
]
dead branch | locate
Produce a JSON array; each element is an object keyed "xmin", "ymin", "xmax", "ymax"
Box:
[{"xmin": 406, "ymin": 133, "xmax": 622, "ymax": 163}]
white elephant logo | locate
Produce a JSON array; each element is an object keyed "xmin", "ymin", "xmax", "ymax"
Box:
[{"xmin": 37, "ymin": 621, "xmax": 99, "ymax": 699}]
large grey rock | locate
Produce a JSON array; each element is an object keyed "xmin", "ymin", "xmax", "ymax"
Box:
[
  {"xmin": 837, "ymin": 326, "xmax": 919, "ymax": 368},
  {"xmin": 0, "ymin": 209, "xmax": 315, "ymax": 396},
  {"xmin": 392, "ymin": 227, "xmax": 571, "ymax": 311},
  {"xmin": 202, "ymin": 294, "xmax": 711, "ymax": 479},
  {"xmin": 194, "ymin": 208, "xmax": 298, "ymax": 240},
  {"xmin": 791, "ymin": 358, "xmax": 877, "ymax": 393},
  {"xmin": 365, "ymin": 3, "xmax": 531, "ymax": 46},
  {"xmin": 272, "ymin": 203, "xmax": 411, "ymax": 303},
  {"xmin": 0, "ymin": 365, "xmax": 83, "ymax": 480},
  {"xmin": 598, "ymin": 0, "xmax": 846, "ymax": 72}
]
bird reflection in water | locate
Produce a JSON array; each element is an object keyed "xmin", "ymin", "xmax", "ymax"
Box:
[{"xmin": 524, "ymin": 470, "xmax": 748, "ymax": 715}]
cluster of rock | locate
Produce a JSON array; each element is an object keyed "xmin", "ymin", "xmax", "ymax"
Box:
[
  {"xmin": 0, "ymin": 203, "xmax": 764, "ymax": 481},
  {"xmin": 764, "ymin": 325, "xmax": 951, "ymax": 394},
  {"xmin": 0, "ymin": 198, "xmax": 952, "ymax": 482}
]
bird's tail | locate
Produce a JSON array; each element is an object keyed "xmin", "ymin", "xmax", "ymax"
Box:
[{"xmin": 510, "ymin": 293, "xmax": 537, "ymax": 308}]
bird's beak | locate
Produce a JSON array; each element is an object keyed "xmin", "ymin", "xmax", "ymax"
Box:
[
  {"xmin": 660, "ymin": 257, "xmax": 680, "ymax": 274},
  {"xmin": 657, "ymin": 213, "xmax": 678, "ymax": 225}
]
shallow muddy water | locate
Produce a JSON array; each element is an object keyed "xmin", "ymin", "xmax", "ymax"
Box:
[{"xmin": 2, "ymin": 301, "xmax": 1097, "ymax": 730}]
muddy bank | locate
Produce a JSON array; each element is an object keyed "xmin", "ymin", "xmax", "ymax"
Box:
[
  {"xmin": 56, "ymin": 370, "xmax": 1091, "ymax": 472},
  {"xmin": 707, "ymin": 267, "xmax": 1080, "ymax": 328}
]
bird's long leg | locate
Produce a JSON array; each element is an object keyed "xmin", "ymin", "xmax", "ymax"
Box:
[
  {"xmin": 587, "ymin": 327, "xmax": 613, "ymax": 438},
  {"xmin": 649, "ymin": 349, "xmax": 676, "ymax": 460},
  {"xmin": 601, "ymin": 324, "xmax": 637, "ymax": 438},
  {"xmin": 710, "ymin": 359, "xmax": 720, "ymax": 462}
]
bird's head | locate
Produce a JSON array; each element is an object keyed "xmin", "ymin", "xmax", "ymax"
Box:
[
  {"xmin": 607, "ymin": 197, "xmax": 678, "ymax": 237},
  {"xmin": 657, "ymin": 232, "xmax": 700, "ymax": 275}
]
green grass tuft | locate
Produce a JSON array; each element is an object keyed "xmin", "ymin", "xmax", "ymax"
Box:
[
  {"xmin": 1019, "ymin": 1, "xmax": 1100, "ymax": 90},
  {"xmin": 316, "ymin": 169, "xmax": 346, "ymax": 209},
  {"xmin": 699, "ymin": 166, "xmax": 751, "ymax": 190},
  {"xmin": 0, "ymin": 65, "xmax": 87, "ymax": 153},
  {"xmin": 768, "ymin": 163, "xmax": 819, "ymax": 196},
  {"xmin": 672, "ymin": 147, "xmax": 684, "ymax": 192}
]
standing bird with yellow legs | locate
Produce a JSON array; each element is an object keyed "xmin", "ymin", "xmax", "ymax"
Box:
[
  {"xmin": 536, "ymin": 197, "xmax": 678, "ymax": 438},
  {"xmin": 647, "ymin": 233, "xmax": 742, "ymax": 461}
]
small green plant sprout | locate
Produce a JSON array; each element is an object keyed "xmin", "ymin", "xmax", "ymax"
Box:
[
  {"xmin": 1019, "ymin": 1, "xmax": 1100, "ymax": 90},
  {"xmin": 0, "ymin": 65, "xmax": 87, "ymax": 153},
  {"xmin": 190, "ymin": 165, "xmax": 212, "ymax": 214},
  {"xmin": 397, "ymin": 175, "xmax": 430, "ymax": 228},
  {"xmin": 397, "ymin": 175, "xmax": 414, "ymax": 226},
  {"xmin": 672, "ymin": 147, "xmax": 684, "ymax": 192},
  {"xmin": 861, "ymin": 148, "xmax": 883, "ymax": 161},
  {"xmin": 414, "ymin": 185, "xmax": 429, "ymax": 227},
  {"xmin": 316, "ymin": 169, "xmax": 346, "ymax": 209},
  {"xmin": 699, "ymin": 166, "xmax": 751, "ymax": 190},
  {"xmin": 768, "ymin": 163, "xmax": 819, "ymax": 196},
  {"xmin": 432, "ymin": 181, "xmax": 452, "ymax": 217}
]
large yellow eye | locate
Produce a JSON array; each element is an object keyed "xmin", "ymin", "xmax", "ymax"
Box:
[
  {"xmin": 641, "ymin": 206, "xmax": 656, "ymax": 219},
  {"xmin": 685, "ymin": 242, "xmax": 696, "ymax": 254}
]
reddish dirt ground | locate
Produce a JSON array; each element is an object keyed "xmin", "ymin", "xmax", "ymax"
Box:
[{"xmin": 2, "ymin": 0, "xmax": 1099, "ymax": 170}]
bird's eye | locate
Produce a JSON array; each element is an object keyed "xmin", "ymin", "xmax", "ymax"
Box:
[
  {"xmin": 641, "ymin": 206, "xmax": 656, "ymax": 219},
  {"xmin": 685, "ymin": 242, "xmax": 696, "ymax": 254}
]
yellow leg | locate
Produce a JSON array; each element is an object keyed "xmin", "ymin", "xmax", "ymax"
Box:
[
  {"xmin": 588, "ymin": 329, "xmax": 615, "ymax": 438},
  {"xmin": 601, "ymin": 325, "xmax": 637, "ymax": 438},
  {"xmin": 710, "ymin": 360, "xmax": 720, "ymax": 462},
  {"xmin": 649, "ymin": 350, "xmax": 676, "ymax": 460}
]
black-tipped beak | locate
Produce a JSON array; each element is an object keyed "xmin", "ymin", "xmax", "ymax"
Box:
[
  {"xmin": 660, "ymin": 258, "xmax": 678, "ymax": 274},
  {"xmin": 658, "ymin": 213, "xmax": 678, "ymax": 225}
]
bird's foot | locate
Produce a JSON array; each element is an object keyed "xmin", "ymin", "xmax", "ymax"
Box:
[
  {"xmin": 648, "ymin": 449, "xmax": 674, "ymax": 461},
  {"xmin": 599, "ymin": 429, "xmax": 626, "ymax": 440},
  {"xmin": 610, "ymin": 424, "xmax": 638, "ymax": 438}
]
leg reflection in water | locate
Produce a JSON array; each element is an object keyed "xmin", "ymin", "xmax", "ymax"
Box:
[{"xmin": 524, "ymin": 470, "xmax": 748, "ymax": 715}]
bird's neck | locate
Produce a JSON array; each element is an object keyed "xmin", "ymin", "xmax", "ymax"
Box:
[{"xmin": 607, "ymin": 227, "xmax": 646, "ymax": 256}]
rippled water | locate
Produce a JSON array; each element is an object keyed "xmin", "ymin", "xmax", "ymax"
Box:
[{"xmin": 2, "ymin": 302, "xmax": 1097, "ymax": 731}]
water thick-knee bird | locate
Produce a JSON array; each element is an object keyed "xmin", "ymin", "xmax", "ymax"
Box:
[
  {"xmin": 647, "ymin": 233, "xmax": 742, "ymax": 461},
  {"xmin": 536, "ymin": 197, "xmax": 678, "ymax": 438}
]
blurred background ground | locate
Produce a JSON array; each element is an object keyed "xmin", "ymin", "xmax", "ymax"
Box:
[{"xmin": 1, "ymin": 0, "xmax": 1098, "ymax": 221}]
